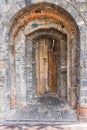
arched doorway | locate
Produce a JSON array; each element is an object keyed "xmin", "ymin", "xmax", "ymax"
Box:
[
  {"xmin": 7, "ymin": 2, "xmax": 80, "ymax": 121},
  {"xmin": 26, "ymin": 28, "xmax": 67, "ymax": 99}
]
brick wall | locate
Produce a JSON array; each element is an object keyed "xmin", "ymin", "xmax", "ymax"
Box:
[{"xmin": 0, "ymin": 0, "xmax": 87, "ymax": 124}]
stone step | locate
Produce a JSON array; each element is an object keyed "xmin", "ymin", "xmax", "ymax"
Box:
[{"xmin": 0, "ymin": 124, "xmax": 87, "ymax": 130}]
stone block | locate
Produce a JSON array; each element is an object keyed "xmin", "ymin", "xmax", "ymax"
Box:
[
  {"xmin": 0, "ymin": 62, "xmax": 5, "ymax": 69},
  {"xmin": 25, "ymin": 0, "xmax": 31, "ymax": 5},
  {"xmin": 80, "ymin": 81, "xmax": 87, "ymax": 87},
  {"xmin": 76, "ymin": 0, "xmax": 87, "ymax": 2}
]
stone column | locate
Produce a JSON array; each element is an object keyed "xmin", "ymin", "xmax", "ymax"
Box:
[
  {"xmin": 67, "ymin": 36, "xmax": 72, "ymax": 105},
  {"xmin": 59, "ymin": 38, "xmax": 67, "ymax": 99},
  {"xmin": 15, "ymin": 31, "xmax": 26, "ymax": 108},
  {"xmin": 10, "ymin": 40, "xmax": 16, "ymax": 109},
  {"xmin": 78, "ymin": 32, "xmax": 87, "ymax": 121},
  {"xmin": 25, "ymin": 36, "xmax": 33, "ymax": 104},
  {"xmin": 70, "ymin": 37, "xmax": 77, "ymax": 109}
]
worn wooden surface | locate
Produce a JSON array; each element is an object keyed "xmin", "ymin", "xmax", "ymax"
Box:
[{"xmin": 36, "ymin": 38, "xmax": 57, "ymax": 95}]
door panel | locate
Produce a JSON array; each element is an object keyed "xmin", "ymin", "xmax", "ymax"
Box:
[{"xmin": 36, "ymin": 37, "xmax": 57, "ymax": 95}]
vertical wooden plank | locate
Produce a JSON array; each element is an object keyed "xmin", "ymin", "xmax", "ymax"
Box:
[
  {"xmin": 48, "ymin": 43, "xmax": 52, "ymax": 93},
  {"xmin": 36, "ymin": 40, "xmax": 40, "ymax": 94},
  {"xmin": 48, "ymin": 40, "xmax": 57, "ymax": 94},
  {"xmin": 44, "ymin": 38, "xmax": 49, "ymax": 93},
  {"xmin": 40, "ymin": 39, "xmax": 46, "ymax": 94},
  {"xmin": 36, "ymin": 38, "xmax": 57, "ymax": 95},
  {"xmin": 36, "ymin": 39, "xmax": 45, "ymax": 94},
  {"xmin": 53, "ymin": 52, "xmax": 57, "ymax": 93}
]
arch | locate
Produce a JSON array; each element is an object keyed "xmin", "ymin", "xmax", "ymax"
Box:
[
  {"xmin": 25, "ymin": 27, "xmax": 67, "ymax": 96},
  {"xmin": 4, "ymin": 0, "xmax": 85, "ymax": 33},
  {"xmin": 4, "ymin": 1, "xmax": 86, "ymax": 122}
]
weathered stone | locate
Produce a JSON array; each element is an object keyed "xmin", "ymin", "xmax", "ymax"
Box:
[
  {"xmin": 0, "ymin": 0, "xmax": 87, "ymax": 127},
  {"xmin": 25, "ymin": 0, "xmax": 31, "ymax": 5}
]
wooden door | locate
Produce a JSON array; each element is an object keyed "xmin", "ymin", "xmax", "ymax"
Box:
[{"xmin": 36, "ymin": 37, "xmax": 57, "ymax": 95}]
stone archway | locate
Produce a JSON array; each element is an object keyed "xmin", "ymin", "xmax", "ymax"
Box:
[
  {"xmin": 5, "ymin": 2, "xmax": 82, "ymax": 122},
  {"xmin": 26, "ymin": 28, "xmax": 67, "ymax": 98}
]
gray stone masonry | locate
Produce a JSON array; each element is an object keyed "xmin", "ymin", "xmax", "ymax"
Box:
[{"xmin": 0, "ymin": 0, "xmax": 87, "ymax": 124}]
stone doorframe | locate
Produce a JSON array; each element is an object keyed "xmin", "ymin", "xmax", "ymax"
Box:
[
  {"xmin": 10, "ymin": 2, "xmax": 78, "ymax": 110},
  {"xmin": 25, "ymin": 28, "xmax": 67, "ymax": 98},
  {"xmin": 4, "ymin": 1, "xmax": 87, "ymax": 121}
]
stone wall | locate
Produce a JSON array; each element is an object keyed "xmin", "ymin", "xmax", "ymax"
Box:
[{"xmin": 0, "ymin": 0, "xmax": 87, "ymax": 123}]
